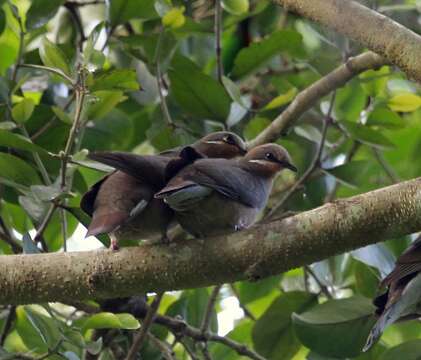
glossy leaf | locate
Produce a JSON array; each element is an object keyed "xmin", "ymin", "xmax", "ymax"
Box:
[
  {"xmin": 169, "ymin": 55, "xmax": 231, "ymax": 122},
  {"xmin": 388, "ymin": 93, "xmax": 421, "ymax": 112},
  {"xmin": 89, "ymin": 69, "xmax": 139, "ymax": 92},
  {"xmin": 263, "ymin": 87, "xmax": 297, "ymax": 110},
  {"xmin": 222, "ymin": 0, "xmax": 250, "ymax": 15},
  {"xmin": 342, "ymin": 121, "xmax": 395, "ymax": 149},
  {"xmin": 0, "ymin": 129, "xmax": 47, "ymax": 154},
  {"xmin": 231, "ymin": 30, "xmax": 303, "ymax": 78},
  {"xmin": 252, "ymin": 291, "xmax": 317, "ymax": 359},
  {"xmin": 83, "ymin": 312, "xmax": 140, "ymax": 331},
  {"xmin": 367, "ymin": 107, "xmax": 403, "ymax": 129},
  {"xmin": 323, "ymin": 160, "xmax": 370, "ymax": 188},
  {"xmin": 0, "ymin": 153, "xmax": 40, "ymax": 186},
  {"xmin": 12, "ymin": 98, "xmax": 35, "ymax": 123},
  {"xmin": 26, "ymin": 0, "xmax": 65, "ymax": 30},
  {"xmin": 293, "ymin": 296, "xmax": 376, "ymax": 358},
  {"xmin": 39, "ymin": 37, "xmax": 71, "ymax": 77},
  {"xmin": 351, "ymin": 243, "xmax": 396, "ymax": 279},
  {"xmin": 380, "ymin": 340, "xmax": 421, "ymax": 360},
  {"xmin": 108, "ymin": 0, "xmax": 157, "ymax": 26}
]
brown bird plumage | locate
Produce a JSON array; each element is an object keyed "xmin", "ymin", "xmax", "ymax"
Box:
[
  {"xmin": 364, "ymin": 237, "xmax": 421, "ymax": 351},
  {"xmin": 155, "ymin": 143, "xmax": 297, "ymax": 238},
  {"xmin": 81, "ymin": 132, "xmax": 247, "ymax": 249}
]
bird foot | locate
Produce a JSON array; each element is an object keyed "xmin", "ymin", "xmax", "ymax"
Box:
[{"xmin": 109, "ymin": 234, "xmax": 119, "ymax": 251}]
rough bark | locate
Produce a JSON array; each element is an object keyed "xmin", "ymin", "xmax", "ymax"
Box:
[
  {"xmin": 275, "ymin": 0, "xmax": 421, "ymax": 82},
  {"xmin": 0, "ymin": 178, "xmax": 420, "ymax": 305}
]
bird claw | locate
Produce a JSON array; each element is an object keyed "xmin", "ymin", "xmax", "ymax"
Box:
[{"xmin": 109, "ymin": 234, "xmax": 119, "ymax": 251}]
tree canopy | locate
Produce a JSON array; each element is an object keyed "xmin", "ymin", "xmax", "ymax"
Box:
[{"xmin": 0, "ymin": 0, "xmax": 420, "ymax": 359}]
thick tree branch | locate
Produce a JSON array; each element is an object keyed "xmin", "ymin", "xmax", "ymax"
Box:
[
  {"xmin": 248, "ymin": 51, "xmax": 385, "ymax": 147},
  {"xmin": 0, "ymin": 178, "xmax": 420, "ymax": 305},
  {"xmin": 274, "ymin": 0, "xmax": 421, "ymax": 81}
]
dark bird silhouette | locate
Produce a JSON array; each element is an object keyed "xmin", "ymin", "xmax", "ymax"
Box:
[
  {"xmin": 155, "ymin": 143, "xmax": 297, "ymax": 238},
  {"xmin": 81, "ymin": 132, "xmax": 247, "ymax": 249},
  {"xmin": 365, "ymin": 236, "xmax": 421, "ymax": 351}
]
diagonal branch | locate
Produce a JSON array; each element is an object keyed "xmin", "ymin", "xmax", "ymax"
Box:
[
  {"xmin": 0, "ymin": 178, "xmax": 420, "ymax": 305},
  {"xmin": 248, "ymin": 52, "xmax": 385, "ymax": 148},
  {"xmin": 274, "ymin": 0, "xmax": 421, "ymax": 81}
]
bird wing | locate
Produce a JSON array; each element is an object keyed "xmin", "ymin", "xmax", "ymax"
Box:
[
  {"xmin": 164, "ymin": 146, "xmax": 206, "ymax": 182},
  {"xmin": 88, "ymin": 152, "xmax": 171, "ymax": 189},
  {"xmin": 80, "ymin": 173, "xmax": 111, "ymax": 216},
  {"xmin": 156, "ymin": 159, "xmax": 269, "ymax": 209},
  {"xmin": 380, "ymin": 238, "xmax": 421, "ymax": 288}
]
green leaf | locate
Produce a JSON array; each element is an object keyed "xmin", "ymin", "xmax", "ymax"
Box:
[
  {"xmin": 222, "ymin": 0, "xmax": 250, "ymax": 15},
  {"xmin": 89, "ymin": 69, "xmax": 139, "ymax": 92},
  {"xmin": 294, "ymin": 124, "xmax": 333, "ymax": 147},
  {"xmin": 0, "ymin": 129, "xmax": 47, "ymax": 154},
  {"xmin": 39, "ymin": 37, "xmax": 71, "ymax": 77},
  {"xmin": 52, "ymin": 106, "xmax": 72, "ymax": 124},
  {"xmin": 367, "ymin": 107, "xmax": 403, "ymax": 129},
  {"xmin": 108, "ymin": 0, "xmax": 157, "ymax": 26},
  {"xmin": 244, "ymin": 117, "xmax": 270, "ymax": 140},
  {"xmin": 252, "ymin": 291, "xmax": 317, "ymax": 359},
  {"xmin": 168, "ymin": 55, "xmax": 231, "ymax": 122},
  {"xmin": 26, "ymin": 0, "xmax": 65, "ymax": 30},
  {"xmin": 263, "ymin": 88, "xmax": 297, "ymax": 110},
  {"xmin": 293, "ymin": 296, "xmax": 376, "ymax": 358},
  {"xmin": 323, "ymin": 160, "xmax": 370, "ymax": 188},
  {"xmin": 231, "ymin": 30, "xmax": 303, "ymax": 78},
  {"xmin": 83, "ymin": 22, "xmax": 104, "ymax": 65},
  {"xmin": 86, "ymin": 91, "xmax": 127, "ymax": 120},
  {"xmin": 388, "ymin": 93, "xmax": 421, "ymax": 112},
  {"xmin": 22, "ymin": 233, "xmax": 41, "ymax": 254},
  {"xmin": 19, "ymin": 193, "xmax": 48, "ymax": 221},
  {"xmin": 0, "ymin": 153, "xmax": 40, "ymax": 186},
  {"xmin": 351, "ymin": 243, "xmax": 395, "ymax": 279},
  {"xmin": 380, "ymin": 340, "xmax": 421, "ymax": 360},
  {"xmin": 236, "ymin": 275, "xmax": 281, "ymax": 305},
  {"xmin": 162, "ymin": 7, "xmax": 186, "ymax": 29},
  {"xmin": 82, "ymin": 312, "xmax": 140, "ymax": 331},
  {"xmin": 222, "ymin": 76, "xmax": 248, "ymax": 108},
  {"xmin": 12, "ymin": 98, "xmax": 35, "ymax": 123},
  {"xmin": 342, "ymin": 121, "xmax": 395, "ymax": 150}
]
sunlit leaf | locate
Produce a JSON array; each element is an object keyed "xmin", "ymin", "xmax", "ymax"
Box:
[
  {"xmin": 388, "ymin": 93, "xmax": 421, "ymax": 113},
  {"xmin": 12, "ymin": 98, "xmax": 35, "ymax": 123},
  {"xmin": 39, "ymin": 37, "xmax": 71, "ymax": 77},
  {"xmin": 83, "ymin": 312, "xmax": 140, "ymax": 331}
]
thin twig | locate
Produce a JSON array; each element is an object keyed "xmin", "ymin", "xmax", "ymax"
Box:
[
  {"xmin": 155, "ymin": 28, "xmax": 174, "ymax": 126},
  {"xmin": 214, "ymin": 0, "xmax": 223, "ymax": 84},
  {"xmin": 267, "ymin": 92, "xmax": 336, "ymax": 219},
  {"xmin": 60, "ymin": 68, "xmax": 86, "ymax": 190},
  {"xmin": 125, "ymin": 293, "xmax": 164, "ymax": 360},
  {"xmin": 201, "ymin": 285, "xmax": 221, "ymax": 333},
  {"xmin": 0, "ymin": 306, "xmax": 16, "ymax": 345},
  {"xmin": 64, "ymin": 2, "xmax": 87, "ymax": 52},
  {"xmin": 229, "ymin": 284, "xmax": 256, "ymax": 321},
  {"xmin": 60, "ymin": 209, "xmax": 68, "ymax": 252},
  {"xmin": 33, "ymin": 204, "xmax": 56, "ymax": 251},
  {"xmin": 304, "ymin": 265, "xmax": 333, "ymax": 299},
  {"xmin": 11, "ymin": 17, "xmax": 25, "ymax": 83},
  {"xmin": 372, "ymin": 147, "xmax": 400, "ymax": 183},
  {"xmin": 19, "ymin": 64, "xmax": 74, "ymax": 85},
  {"xmin": 147, "ymin": 333, "xmax": 175, "ymax": 360},
  {"xmin": 0, "ymin": 216, "xmax": 22, "ymax": 253}
]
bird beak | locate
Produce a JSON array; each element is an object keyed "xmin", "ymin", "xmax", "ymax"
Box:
[
  {"xmin": 278, "ymin": 160, "xmax": 297, "ymax": 172},
  {"xmin": 284, "ymin": 162, "xmax": 298, "ymax": 172},
  {"xmin": 238, "ymin": 143, "xmax": 248, "ymax": 155}
]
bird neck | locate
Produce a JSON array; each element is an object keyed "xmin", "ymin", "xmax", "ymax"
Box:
[{"xmin": 239, "ymin": 159, "xmax": 280, "ymax": 179}]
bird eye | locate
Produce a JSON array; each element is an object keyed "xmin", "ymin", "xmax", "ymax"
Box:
[
  {"xmin": 265, "ymin": 152, "xmax": 273, "ymax": 160},
  {"xmin": 223, "ymin": 135, "xmax": 235, "ymax": 145}
]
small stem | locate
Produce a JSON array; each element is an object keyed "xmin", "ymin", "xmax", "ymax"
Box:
[
  {"xmin": 33, "ymin": 203, "xmax": 56, "ymax": 251},
  {"xmin": 214, "ymin": 0, "xmax": 223, "ymax": 84},
  {"xmin": 229, "ymin": 284, "xmax": 256, "ymax": 321},
  {"xmin": 19, "ymin": 64, "xmax": 74, "ymax": 85},
  {"xmin": 372, "ymin": 147, "xmax": 400, "ymax": 183},
  {"xmin": 147, "ymin": 333, "xmax": 175, "ymax": 360},
  {"xmin": 267, "ymin": 92, "xmax": 336, "ymax": 219},
  {"xmin": 155, "ymin": 29, "xmax": 173, "ymax": 126},
  {"xmin": 60, "ymin": 209, "xmax": 68, "ymax": 252},
  {"xmin": 304, "ymin": 265, "xmax": 333, "ymax": 299},
  {"xmin": 0, "ymin": 305, "xmax": 16, "ymax": 345},
  {"xmin": 125, "ymin": 293, "xmax": 164, "ymax": 360},
  {"xmin": 201, "ymin": 285, "xmax": 221, "ymax": 333},
  {"xmin": 60, "ymin": 72, "xmax": 86, "ymax": 190},
  {"xmin": 0, "ymin": 216, "xmax": 22, "ymax": 253},
  {"xmin": 11, "ymin": 19, "xmax": 25, "ymax": 83}
]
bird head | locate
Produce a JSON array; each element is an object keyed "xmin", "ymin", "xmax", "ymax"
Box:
[
  {"xmin": 243, "ymin": 143, "xmax": 297, "ymax": 177},
  {"xmin": 193, "ymin": 131, "xmax": 247, "ymax": 159}
]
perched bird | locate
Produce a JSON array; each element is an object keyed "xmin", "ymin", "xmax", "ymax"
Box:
[
  {"xmin": 365, "ymin": 236, "xmax": 421, "ymax": 350},
  {"xmin": 155, "ymin": 143, "xmax": 297, "ymax": 238},
  {"xmin": 81, "ymin": 132, "xmax": 247, "ymax": 249}
]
